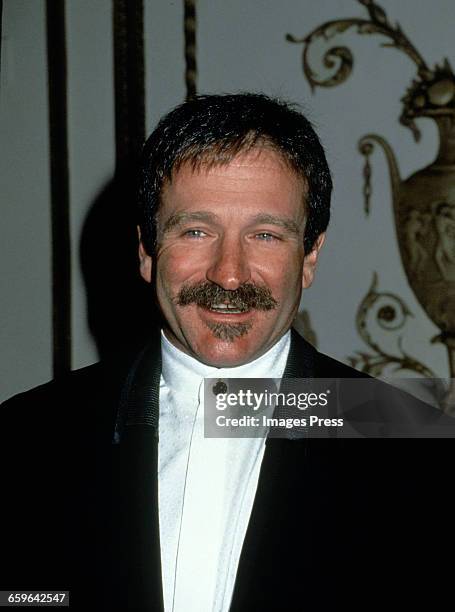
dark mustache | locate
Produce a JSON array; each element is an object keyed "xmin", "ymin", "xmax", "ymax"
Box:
[{"xmin": 177, "ymin": 282, "xmax": 278, "ymax": 311}]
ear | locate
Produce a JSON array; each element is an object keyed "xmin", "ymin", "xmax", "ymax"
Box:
[
  {"xmin": 137, "ymin": 226, "xmax": 153, "ymax": 283},
  {"xmin": 302, "ymin": 233, "xmax": 325, "ymax": 289}
]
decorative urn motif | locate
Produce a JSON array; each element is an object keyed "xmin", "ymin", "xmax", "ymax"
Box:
[{"xmin": 288, "ymin": 0, "xmax": 455, "ymax": 386}]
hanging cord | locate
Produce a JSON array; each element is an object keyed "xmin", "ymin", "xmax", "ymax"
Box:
[{"xmin": 360, "ymin": 140, "xmax": 373, "ymax": 215}]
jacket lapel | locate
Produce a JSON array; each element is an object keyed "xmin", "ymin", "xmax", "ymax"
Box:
[
  {"xmin": 111, "ymin": 335, "xmax": 165, "ymax": 611},
  {"xmin": 229, "ymin": 329, "xmax": 316, "ymax": 610},
  {"xmin": 282, "ymin": 328, "xmax": 317, "ymax": 379}
]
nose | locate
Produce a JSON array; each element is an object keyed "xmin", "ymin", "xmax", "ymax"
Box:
[{"xmin": 206, "ymin": 236, "xmax": 251, "ymax": 290}]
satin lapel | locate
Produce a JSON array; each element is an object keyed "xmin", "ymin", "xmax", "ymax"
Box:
[
  {"xmin": 112, "ymin": 335, "xmax": 165, "ymax": 611},
  {"xmin": 282, "ymin": 328, "xmax": 317, "ymax": 379},
  {"xmin": 229, "ymin": 329, "xmax": 316, "ymax": 610}
]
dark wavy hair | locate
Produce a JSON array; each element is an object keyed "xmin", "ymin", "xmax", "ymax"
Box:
[{"xmin": 138, "ymin": 93, "xmax": 332, "ymax": 254}]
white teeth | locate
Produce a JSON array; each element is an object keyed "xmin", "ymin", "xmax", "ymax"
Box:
[{"xmin": 210, "ymin": 303, "xmax": 244, "ymax": 312}]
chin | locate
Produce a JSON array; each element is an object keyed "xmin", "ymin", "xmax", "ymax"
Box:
[
  {"xmin": 193, "ymin": 338, "xmax": 262, "ymax": 368},
  {"xmin": 200, "ymin": 354, "xmax": 253, "ymax": 368}
]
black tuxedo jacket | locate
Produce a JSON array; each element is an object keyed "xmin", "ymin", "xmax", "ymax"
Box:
[{"xmin": 1, "ymin": 330, "xmax": 453, "ymax": 610}]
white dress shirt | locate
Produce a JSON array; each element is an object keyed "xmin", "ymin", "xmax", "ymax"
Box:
[{"xmin": 158, "ymin": 330, "xmax": 290, "ymax": 612}]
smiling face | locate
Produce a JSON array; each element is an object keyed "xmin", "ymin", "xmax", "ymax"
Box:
[{"xmin": 139, "ymin": 147, "xmax": 325, "ymax": 367}]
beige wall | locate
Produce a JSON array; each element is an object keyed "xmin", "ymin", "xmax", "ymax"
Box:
[{"xmin": 1, "ymin": 0, "xmax": 452, "ymax": 400}]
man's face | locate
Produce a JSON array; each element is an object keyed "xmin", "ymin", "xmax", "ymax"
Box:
[{"xmin": 139, "ymin": 148, "xmax": 324, "ymax": 367}]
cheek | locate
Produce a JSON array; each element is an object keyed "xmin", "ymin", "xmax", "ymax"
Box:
[
  {"xmin": 155, "ymin": 262, "xmax": 179, "ymax": 309},
  {"xmin": 156, "ymin": 254, "xmax": 203, "ymax": 313},
  {"xmin": 259, "ymin": 255, "xmax": 303, "ymax": 291},
  {"xmin": 157, "ymin": 246, "xmax": 208, "ymax": 283}
]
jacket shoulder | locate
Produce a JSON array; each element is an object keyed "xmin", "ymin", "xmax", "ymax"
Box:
[
  {"xmin": 288, "ymin": 329, "xmax": 369, "ymax": 379},
  {"xmin": 2, "ymin": 362, "xmax": 105, "ymax": 408},
  {"xmin": 313, "ymin": 350, "xmax": 370, "ymax": 378}
]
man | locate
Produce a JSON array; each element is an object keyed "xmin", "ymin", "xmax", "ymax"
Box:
[
  {"xmin": 1, "ymin": 93, "xmax": 453, "ymax": 611},
  {"xmin": 135, "ymin": 92, "xmax": 329, "ymax": 370}
]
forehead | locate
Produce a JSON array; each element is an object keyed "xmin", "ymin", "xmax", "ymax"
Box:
[{"xmin": 160, "ymin": 148, "xmax": 307, "ymax": 220}]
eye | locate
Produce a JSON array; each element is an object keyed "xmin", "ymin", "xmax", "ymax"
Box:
[
  {"xmin": 255, "ymin": 232, "xmax": 279, "ymax": 242},
  {"xmin": 184, "ymin": 229, "xmax": 207, "ymax": 238}
]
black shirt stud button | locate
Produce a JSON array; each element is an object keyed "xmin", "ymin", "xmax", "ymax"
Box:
[{"xmin": 212, "ymin": 380, "xmax": 228, "ymax": 396}]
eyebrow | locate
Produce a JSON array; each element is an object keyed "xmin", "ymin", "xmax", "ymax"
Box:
[
  {"xmin": 160, "ymin": 210, "xmax": 302, "ymax": 236},
  {"xmin": 249, "ymin": 214, "xmax": 301, "ymax": 235},
  {"xmin": 161, "ymin": 211, "xmax": 219, "ymax": 234}
]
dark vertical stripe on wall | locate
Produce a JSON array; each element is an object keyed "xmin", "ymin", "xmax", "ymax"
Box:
[
  {"xmin": 184, "ymin": 0, "xmax": 197, "ymax": 100},
  {"xmin": 113, "ymin": 0, "xmax": 145, "ymax": 169},
  {"xmin": 46, "ymin": 0, "xmax": 72, "ymax": 377},
  {"xmin": 0, "ymin": 1, "xmax": 3, "ymax": 87}
]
